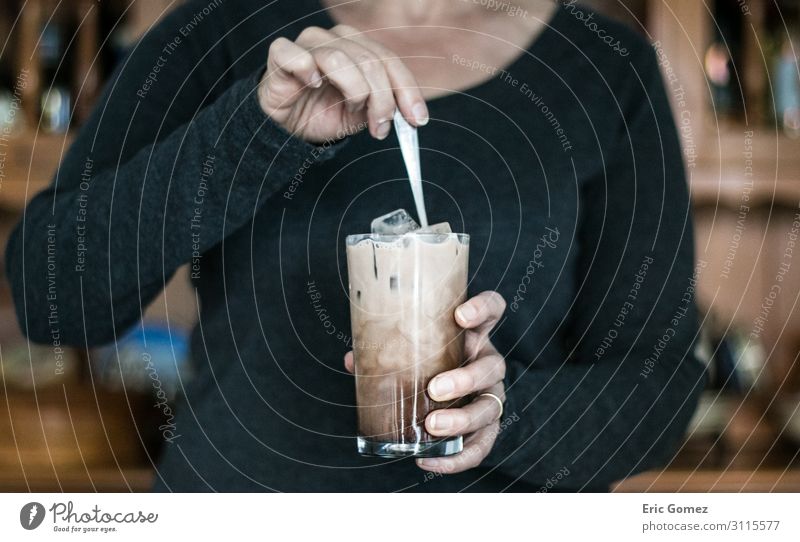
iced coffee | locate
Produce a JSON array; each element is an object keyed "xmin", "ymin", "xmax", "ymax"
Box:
[{"xmin": 346, "ymin": 210, "xmax": 469, "ymax": 457}]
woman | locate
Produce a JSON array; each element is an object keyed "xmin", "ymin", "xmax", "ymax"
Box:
[{"xmin": 6, "ymin": 0, "xmax": 705, "ymax": 491}]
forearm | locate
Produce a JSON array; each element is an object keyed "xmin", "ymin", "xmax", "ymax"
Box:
[{"xmin": 5, "ymin": 71, "xmax": 331, "ymax": 346}]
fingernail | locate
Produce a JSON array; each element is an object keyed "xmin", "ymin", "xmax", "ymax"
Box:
[
  {"xmin": 430, "ymin": 413, "xmax": 452, "ymax": 431},
  {"xmin": 456, "ymin": 303, "xmax": 478, "ymax": 323},
  {"xmin": 417, "ymin": 458, "xmax": 439, "ymax": 468},
  {"xmin": 375, "ymin": 119, "xmax": 391, "ymax": 140},
  {"xmin": 430, "ymin": 376, "xmax": 454, "ymax": 398},
  {"xmin": 412, "ymin": 103, "xmax": 429, "ymax": 125},
  {"xmin": 310, "ymin": 71, "xmax": 323, "ymax": 88}
]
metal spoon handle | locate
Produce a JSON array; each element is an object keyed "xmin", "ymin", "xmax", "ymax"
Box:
[{"xmin": 393, "ymin": 109, "xmax": 428, "ymax": 227}]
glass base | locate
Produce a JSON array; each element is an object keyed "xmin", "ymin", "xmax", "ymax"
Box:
[{"xmin": 357, "ymin": 435, "xmax": 463, "ymax": 458}]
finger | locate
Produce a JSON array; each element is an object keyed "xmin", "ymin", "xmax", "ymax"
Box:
[
  {"xmin": 332, "ymin": 27, "xmax": 428, "ymax": 126},
  {"xmin": 310, "ymin": 46, "xmax": 371, "ymax": 112},
  {"xmin": 294, "ymin": 27, "xmax": 372, "ymax": 113},
  {"xmin": 344, "ymin": 351, "xmax": 354, "ymax": 373},
  {"xmin": 267, "ymin": 37, "xmax": 322, "ymax": 89},
  {"xmin": 428, "ymin": 353, "xmax": 505, "ymax": 402},
  {"xmin": 425, "ymin": 394, "xmax": 503, "ymax": 437},
  {"xmin": 455, "ymin": 290, "xmax": 507, "ymax": 332},
  {"xmin": 330, "ymin": 27, "xmax": 397, "ymax": 139},
  {"xmin": 415, "ymin": 423, "xmax": 499, "ymax": 474},
  {"xmin": 381, "ymin": 55, "xmax": 429, "ymax": 126}
]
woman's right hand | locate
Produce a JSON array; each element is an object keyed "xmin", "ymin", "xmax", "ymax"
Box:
[{"xmin": 258, "ymin": 25, "xmax": 429, "ymax": 144}]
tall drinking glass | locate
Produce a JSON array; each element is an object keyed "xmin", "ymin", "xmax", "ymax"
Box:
[{"xmin": 346, "ymin": 232, "xmax": 470, "ymax": 457}]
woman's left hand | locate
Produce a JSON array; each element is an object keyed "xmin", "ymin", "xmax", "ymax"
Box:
[{"xmin": 344, "ymin": 290, "xmax": 507, "ymax": 474}]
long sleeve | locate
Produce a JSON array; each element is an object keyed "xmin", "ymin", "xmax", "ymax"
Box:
[
  {"xmin": 5, "ymin": 5, "xmax": 336, "ymax": 346},
  {"xmin": 483, "ymin": 45, "xmax": 707, "ymax": 490}
]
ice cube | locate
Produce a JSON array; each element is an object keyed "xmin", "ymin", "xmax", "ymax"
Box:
[
  {"xmin": 371, "ymin": 209, "xmax": 420, "ymax": 235},
  {"xmin": 417, "ymin": 222, "xmax": 452, "ymax": 234}
]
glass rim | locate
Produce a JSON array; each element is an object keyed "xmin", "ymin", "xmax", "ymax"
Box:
[{"xmin": 346, "ymin": 232, "xmax": 469, "ymax": 245}]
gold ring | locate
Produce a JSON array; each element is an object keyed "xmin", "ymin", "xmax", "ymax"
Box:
[{"xmin": 479, "ymin": 392, "xmax": 504, "ymax": 421}]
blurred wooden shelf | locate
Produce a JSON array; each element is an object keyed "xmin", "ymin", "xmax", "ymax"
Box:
[
  {"xmin": 773, "ymin": 394, "xmax": 800, "ymax": 444},
  {"xmin": 691, "ymin": 173, "xmax": 800, "ymax": 209},
  {"xmin": 0, "ymin": 467, "xmax": 154, "ymax": 492},
  {"xmin": 0, "ymin": 386, "xmax": 155, "ymax": 482},
  {"xmin": 614, "ymin": 470, "xmax": 800, "ymax": 492},
  {"xmin": 690, "ymin": 128, "xmax": 800, "ymax": 208},
  {"xmin": 0, "ymin": 130, "xmax": 72, "ymax": 209}
]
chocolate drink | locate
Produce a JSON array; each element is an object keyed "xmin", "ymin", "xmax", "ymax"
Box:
[{"xmin": 346, "ymin": 231, "xmax": 469, "ymax": 457}]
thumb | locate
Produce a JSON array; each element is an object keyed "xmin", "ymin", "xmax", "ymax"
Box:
[{"xmin": 343, "ymin": 351, "xmax": 355, "ymax": 374}]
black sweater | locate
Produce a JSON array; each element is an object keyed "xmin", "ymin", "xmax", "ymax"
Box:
[{"xmin": 6, "ymin": 0, "xmax": 706, "ymax": 491}]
